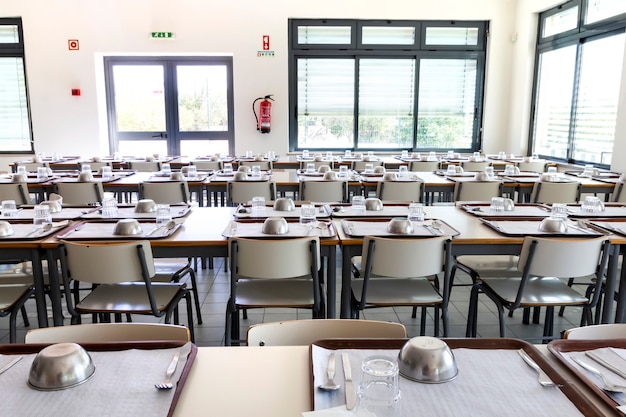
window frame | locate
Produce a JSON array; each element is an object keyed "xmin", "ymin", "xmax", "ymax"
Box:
[
  {"xmin": 0, "ymin": 17, "xmax": 34, "ymax": 154},
  {"xmin": 288, "ymin": 18, "xmax": 487, "ymax": 152},
  {"xmin": 529, "ymin": 0, "xmax": 626, "ymax": 167}
]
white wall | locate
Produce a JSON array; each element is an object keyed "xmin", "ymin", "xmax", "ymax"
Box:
[{"xmin": 1, "ymin": 0, "xmax": 619, "ymax": 172}]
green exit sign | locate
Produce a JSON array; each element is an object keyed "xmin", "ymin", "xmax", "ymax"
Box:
[{"xmin": 151, "ymin": 32, "xmax": 175, "ymax": 39}]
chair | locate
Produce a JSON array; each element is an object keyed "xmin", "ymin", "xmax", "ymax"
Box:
[
  {"xmin": 129, "ymin": 161, "xmax": 162, "ymax": 172},
  {"xmin": 0, "ymin": 183, "xmax": 30, "ymax": 205},
  {"xmin": 191, "ymin": 160, "xmax": 222, "ymax": 171},
  {"xmin": 226, "ymin": 236, "xmax": 322, "ymax": 345},
  {"xmin": 530, "ymin": 181, "xmax": 581, "ymax": 204},
  {"xmin": 299, "ymin": 160, "xmax": 334, "ymax": 170},
  {"xmin": 454, "ymin": 181, "xmax": 502, "ymax": 202},
  {"xmin": 461, "ymin": 161, "xmax": 491, "ymax": 172},
  {"xmin": 78, "ymin": 161, "xmax": 111, "ymax": 172},
  {"xmin": 517, "ymin": 160, "xmax": 546, "ymax": 173},
  {"xmin": 239, "ymin": 160, "xmax": 273, "ymax": 170},
  {"xmin": 246, "ymin": 319, "xmax": 407, "ymax": 346},
  {"xmin": 59, "ymin": 240, "xmax": 195, "ymax": 342},
  {"xmin": 227, "ymin": 181, "xmax": 276, "ymax": 206},
  {"xmin": 350, "ymin": 236, "xmax": 453, "ymax": 337},
  {"xmin": 139, "ymin": 181, "xmax": 191, "ymax": 204},
  {"xmin": 25, "ymin": 322, "xmax": 190, "ymax": 343},
  {"xmin": 376, "ymin": 181, "xmax": 425, "ymax": 203},
  {"xmin": 53, "ymin": 181, "xmax": 105, "ymax": 205},
  {"xmin": 15, "ymin": 161, "xmax": 49, "ymax": 173},
  {"xmin": 613, "ymin": 182, "xmax": 626, "ymax": 202},
  {"xmin": 466, "ymin": 236, "xmax": 610, "ymax": 340},
  {"xmin": 351, "ymin": 160, "xmax": 384, "ymax": 172},
  {"xmin": 563, "ymin": 323, "xmax": 626, "ymax": 339},
  {"xmin": 408, "ymin": 161, "xmax": 439, "ymax": 172},
  {"xmin": 0, "ymin": 282, "xmax": 35, "ymax": 342},
  {"xmin": 299, "ymin": 180, "xmax": 348, "ymax": 203}
]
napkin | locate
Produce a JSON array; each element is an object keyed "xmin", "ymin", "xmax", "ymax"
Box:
[{"xmin": 302, "ymin": 405, "xmax": 353, "ymax": 417}]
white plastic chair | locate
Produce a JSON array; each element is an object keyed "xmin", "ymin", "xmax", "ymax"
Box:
[
  {"xmin": 54, "ymin": 182, "xmax": 105, "ymax": 205},
  {"xmin": 517, "ymin": 160, "xmax": 546, "ymax": 173},
  {"xmin": 129, "ymin": 161, "xmax": 162, "ymax": 172},
  {"xmin": 613, "ymin": 182, "xmax": 626, "ymax": 202},
  {"xmin": 351, "ymin": 160, "xmax": 384, "ymax": 172},
  {"xmin": 239, "ymin": 160, "xmax": 273, "ymax": 170},
  {"xmin": 376, "ymin": 181, "xmax": 424, "ymax": 203},
  {"xmin": 299, "ymin": 180, "xmax": 348, "ymax": 203},
  {"xmin": 299, "ymin": 160, "xmax": 334, "ymax": 170},
  {"xmin": 0, "ymin": 183, "xmax": 30, "ymax": 205},
  {"xmin": 563, "ymin": 323, "xmax": 626, "ymax": 339},
  {"xmin": 351, "ymin": 236, "xmax": 453, "ymax": 337},
  {"xmin": 191, "ymin": 160, "xmax": 222, "ymax": 171},
  {"xmin": 461, "ymin": 161, "xmax": 491, "ymax": 172},
  {"xmin": 25, "ymin": 322, "xmax": 190, "ymax": 343},
  {"xmin": 0, "ymin": 282, "xmax": 35, "ymax": 342},
  {"xmin": 139, "ymin": 181, "xmax": 191, "ymax": 204},
  {"xmin": 246, "ymin": 319, "xmax": 407, "ymax": 346},
  {"xmin": 226, "ymin": 236, "xmax": 322, "ymax": 345},
  {"xmin": 530, "ymin": 181, "xmax": 581, "ymax": 204},
  {"xmin": 78, "ymin": 161, "xmax": 111, "ymax": 172},
  {"xmin": 454, "ymin": 181, "xmax": 502, "ymax": 202},
  {"xmin": 227, "ymin": 181, "xmax": 276, "ymax": 206},
  {"xmin": 408, "ymin": 161, "xmax": 439, "ymax": 172}
]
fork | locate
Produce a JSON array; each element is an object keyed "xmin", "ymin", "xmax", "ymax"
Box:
[
  {"xmin": 573, "ymin": 357, "xmax": 626, "ymax": 394},
  {"xmin": 155, "ymin": 350, "xmax": 180, "ymax": 390},
  {"xmin": 518, "ymin": 349, "xmax": 555, "ymax": 387}
]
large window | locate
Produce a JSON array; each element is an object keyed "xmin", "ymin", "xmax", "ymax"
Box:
[
  {"xmin": 531, "ymin": 0, "xmax": 626, "ymax": 166},
  {"xmin": 0, "ymin": 18, "xmax": 33, "ymax": 153},
  {"xmin": 104, "ymin": 57, "xmax": 234, "ymax": 156},
  {"xmin": 289, "ymin": 19, "xmax": 487, "ymax": 152}
]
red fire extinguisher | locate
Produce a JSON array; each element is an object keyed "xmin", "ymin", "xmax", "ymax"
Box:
[{"xmin": 253, "ymin": 94, "xmax": 274, "ymax": 134}]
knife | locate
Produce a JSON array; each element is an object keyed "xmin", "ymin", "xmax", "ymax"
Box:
[
  {"xmin": 342, "ymin": 352, "xmax": 356, "ymax": 410},
  {"xmin": 0, "ymin": 356, "xmax": 23, "ymax": 376},
  {"xmin": 586, "ymin": 350, "xmax": 626, "ymax": 380}
]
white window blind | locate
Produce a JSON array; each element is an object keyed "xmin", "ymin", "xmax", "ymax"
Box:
[{"xmin": 0, "ymin": 57, "xmax": 31, "ymax": 151}]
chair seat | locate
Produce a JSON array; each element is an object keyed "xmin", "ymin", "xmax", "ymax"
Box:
[
  {"xmin": 0, "ymin": 284, "xmax": 34, "ymax": 311},
  {"xmin": 235, "ymin": 279, "xmax": 316, "ymax": 308},
  {"xmin": 482, "ymin": 276, "xmax": 589, "ymax": 306},
  {"xmin": 152, "ymin": 260, "xmax": 191, "ymax": 281},
  {"xmin": 76, "ymin": 282, "xmax": 186, "ymax": 314},
  {"xmin": 456, "ymin": 255, "xmax": 520, "ymax": 277},
  {"xmin": 351, "ymin": 278, "xmax": 442, "ymax": 306}
]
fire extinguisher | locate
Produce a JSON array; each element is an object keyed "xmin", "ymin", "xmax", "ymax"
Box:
[{"xmin": 253, "ymin": 94, "xmax": 274, "ymax": 134}]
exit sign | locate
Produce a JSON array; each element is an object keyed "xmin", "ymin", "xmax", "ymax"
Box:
[{"xmin": 151, "ymin": 32, "xmax": 175, "ymax": 39}]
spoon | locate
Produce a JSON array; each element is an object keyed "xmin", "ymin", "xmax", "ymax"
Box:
[
  {"xmin": 27, "ymin": 222, "xmax": 53, "ymax": 237},
  {"xmin": 148, "ymin": 220, "xmax": 176, "ymax": 236},
  {"xmin": 318, "ymin": 353, "xmax": 341, "ymax": 391}
]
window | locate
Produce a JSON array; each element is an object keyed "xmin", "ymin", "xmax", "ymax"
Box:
[
  {"xmin": 104, "ymin": 56, "xmax": 234, "ymax": 156},
  {"xmin": 531, "ymin": 0, "xmax": 626, "ymax": 166},
  {"xmin": 0, "ymin": 18, "xmax": 33, "ymax": 153},
  {"xmin": 289, "ymin": 19, "xmax": 487, "ymax": 152}
]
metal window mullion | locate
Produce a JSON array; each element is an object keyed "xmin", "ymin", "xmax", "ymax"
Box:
[
  {"xmin": 567, "ymin": 42, "xmax": 584, "ymax": 162},
  {"xmin": 353, "ymin": 56, "xmax": 360, "ymax": 150}
]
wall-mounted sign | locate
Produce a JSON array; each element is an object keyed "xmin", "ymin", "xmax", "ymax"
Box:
[
  {"xmin": 258, "ymin": 34, "xmax": 275, "ymax": 57},
  {"xmin": 151, "ymin": 32, "xmax": 175, "ymax": 39},
  {"xmin": 68, "ymin": 39, "xmax": 79, "ymax": 50}
]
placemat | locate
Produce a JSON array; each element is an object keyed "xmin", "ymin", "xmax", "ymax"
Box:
[
  {"xmin": 340, "ymin": 219, "xmax": 459, "ymax": 237},
  {"xmin": 461, "ymin": 204, "xmax": 551, "ymax": 218},
  {"xmin": 56, "ymin": 220, "xmax": 182, "ymax": 240},
  {"xmin": 80, "ymin": 205, "xmax": 191, "ymax": 220},
  {"xmin": 1, "ymin": 343, "xmax": 194, "ymax": 417},
  {"xmin": 0, "ymin": 207, "xmax": 92, "ymax": 221},
  {"xmin": 0, "ymin": 220, "xmax": 70, "ymax": 240},
  {"xmin": 589, "ymin": 221, "xmax": 626, "ymax": 236},
  {"xmin": 480, "ymin": 219, "xmax": 605, "ymax": 237},
  {"xmin": 222, "ymin": 220, "xmax": 336, "ymax": 238},
  {"xmin": 567, "ymin": 205, "xmax": 626, "ymax": 218},
  {"xmin": 233, "ymin": 205, "xmax": 331, "ymax": 219},
  {"xmin": 332, "ymin": 206, "xmax": 412, "ymax": 218},
  {"xmin": 310, "ymin": 345, "xmax": 585, "ymax": 417}
]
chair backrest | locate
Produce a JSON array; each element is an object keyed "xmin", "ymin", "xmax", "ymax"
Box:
[
  {"xmin": 454, "ymin": 181, "xmax": 502, "ymax": 202},
  {"xmin": 15, "ymin": 161, "xmax": 48, "ymax": 173},
  {"xmin": 351, "ymin": 160, "xmax": 384, "ymax": 171},
  {"xmin": 62, "ymin": 240, "xmax": 155, "ymax": 285},
  {"xmin": 361, "ymin": 235, "xmax": 449, "ymax": 278},
  {"xmin": 563, "ymin": 323, "xmax": 626, "ymax": 339},
  {"xmin": 376, "ymin": 181, "xmax": 424, "ymax": 203},
  {"xmin": 129, "ymin": 161, "xmax": 162, "ymax": 172},
  {"xmin": 139, "ymin": 181, "xmax": 190, "ymax": 204},
  {"xmin": 54, "ymin": 181, "xmax": 105, "ymax": 205},
  {"xmin": 530, "ymin": 181, "xmax": 581, "ymax": 204},
  {"xmin": 246, "ymin": 319, "xmax": 407, "ymax": 346},
  {"xmin": 191, "ymin": 160, "xmax": 222, "ymax": 171},
  {"xmin": 517, "ymin": 160, "xmax": 546, "ymax": 173},
  {"xmin": 230, "ymin": 236, "xmax": 320, "ymax": 279},
  {"xmin": 613, "ymin": 182, "xmax": 626, "ymax": 202},
  {"xmin": 299, "ymin": 160, "xmax": 334, "ymax": 170},
  {"xmin": 461, "ymin": 161, "xmax": 490, "ymax": 171},
  {"xmin": 408, "ymin": 161, "xmax": 439, "ymax": 171},
  {"xmin": 239, "ymin": 160, "xmax": 273, "ymax": 170},
  {"xmin": 25, "ymin": 323, "xmax": 190, "ymax": 343},
  {"xmin": 78, "ymin": 161, "xmax": 111, "ymax": 172},
  {"xmin": 299, "ymin": 180, "xmax": 348, "ymax": 203},
  {"xmin": 227, "ymin": 181, "xmax": 276, "ymax": 206},
  {"xmin": 0, "ymin": 183, "xmax": 30, "ymax": 205}
]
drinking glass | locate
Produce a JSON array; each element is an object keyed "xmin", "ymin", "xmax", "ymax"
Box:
[
  {"xmin": 367, "ymin": 151, "xmax": 374, "ymax": 158},
  {"xmin": 473, "ymin": 151, "xmax": 481, "ymax": 159},
  {"xmin": 498, "ymin": 151, "xmax": 506, "ymax": 159},
  {"xmin": 37, "ymin": 167, "xmax": 49, "ymax": 181},
  {"xmin": 81, "ymin": 164, "xmax": 92, "ymax": 173},
  {"xmin": 161, "ymin": 163, "xmax": 171, "ymax": 176},
  {"xmin": 582, "ymin": 164, "xmax": 594, "ymax": 177},
  {"xmin": 302, "ymin": 149, "xmax": 310, "ymax": 159},
  {"xmin": 551, "ymin": 203, "xmax": 568, "ymax": 220},
  {"xmin": 446, "ymin": 165, "xmax": 457, "ymax": 175},
  {"xmin": 352, "ymin": 196, "xmax": 366, "ymax": 213},
  {"xmin": 306, "ymin": 163, "xmax": 316, "ymax": 174},
  {"xmin": 339, "ymin": 165, "xmax": 349, "ymax": 178},
  {"xmin": 364, "ymin": 163, "xmax": 374, "ymax": 174},
  {"xmin": 490, "ymin": 197, "xmax": 505, "ymax": 213},
  {"xmin": 484, "ymin": 166, "xmax": 495, "ymax": 179},
  {"xmin": 427, "ymin": 151, "xmax": 437, "ymax": 161},
  {"xmin": 223, "ymin": 163, "xmax": 233, "ymax": 174},
  {"xmin": 356, "ymin": 355, "xmax": 401, "ymax": 417},
  {"xmin": 532, "ymin": 152, "xmax": 539, "ymax": 160},
  {"xmin": 17, "ymin": 166, "xmax": 27, "ymax": 175},
  {"xmin": 245, "ymin": 150, "xmax": 253, "ymax": 158},
  {"xmin": 101, "ymin": 197, "xmax": 118, "ymax": 218},
  {"xmin": 581, "ymin": 196, "xmax": 603, "ymax": 213},
  {"xmin": 251, "ymin": 165, "xmax": 262, "ymax": 178},
  {"xmin": 344, "ymin": 150, "xmax": 352, "ymax": 158},
  {"xmin": 504, "ymin": 164, "xmax": 515, "ymax": 175},
  {"xmin": 2, "ymin": 200, "xmax": 18, "ymax": 217},
  {"xmin": 299, "ymin": 203, "xmax": 316, "ymax": 224},
  {"xmin": 33, "ymin": 205, "xmax": 52, "ymax": 227},
  {"xmin": 251, "ymin": 196, "xmax": 266, "ymax": 215},
  {"xmin": 408, "ymin": 203, "xmax": 424, "ymax": 222},
  {"xmin": 101, "ymin": 166, "xmax": 113, "ymax": 180},
  {"xmin": 401, "ymin": 150, "xmax": 409, "ymax": 159},
  {"xmin": 326, "ymin": 151, "xmax": 333, "ymax": 160},
  {"xmin": 398, "ymin": 166, "xmax": 408, "ymax": 177},
  {"xmin": 156, "ymin": 204, "xmax": 172, "ymax": 225},
  {"xmin": 447, "ymin": 150, "xmax": 454, "ymax": 159},
  {"xmin": 186, "ymin": 165, "xmax": 198, "ymax": 178}
]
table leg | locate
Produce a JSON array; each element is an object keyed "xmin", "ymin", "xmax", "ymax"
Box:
[
  {"xmin": 30, "ymin": 249, "xmax": 49, "ymax": 328},
  {"xmin": 46, "ymin": 248, "xmax": 65, "ymax": 326}
]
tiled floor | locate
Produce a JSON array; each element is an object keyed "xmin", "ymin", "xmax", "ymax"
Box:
[{"xmin": 0, "ymin": 254, "xmax": 596, "ymax": 346}]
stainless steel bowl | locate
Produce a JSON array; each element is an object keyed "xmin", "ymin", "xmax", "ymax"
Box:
[
  {"xmin": 145, "ymin": 156, "xmax": 155, "ymax": 162},
  {"xmin": 474, "ymin": 172, "xmax": 490, "ymax": 181},
  {"xmin": 397, "ymin": 336, "xmax": 458, "ymax": 383},
  {"xmin": 169, "ymin": 172, "xmax": 185, "ymax": 181},
  {"xmin": 323, "ymin": 171, "xmax": 338, "ymax": 181},
  {"xmin": 0, "ymin": 221, "xmax": 14, "ymax": 237},
  {"xmin": 232, "ymin": 171, "xmax": 249, "ymax": 181},
  {"xmin": 28, "ymin": 343, "xmax": 96, "ymax": 391},
  {"xmin": 387, "ymin": 217, "xmax": 414, "ymax": 234},
  {"xmin": 113, "ymin": 219, "xmax": 143, "ymax": 235},
  {"xmin": 273, "ymin": 198, "xmax": 295, "ymax": 212},
  {"xmin": 92, "ymin": 156, "xmax": 102, "ymax": 162},
  {"xmin": 383, "ymin": 172, "xmax": 398, "ymax": 181},
  {"xmin": 77, "ymin": 172, "xmax": 94, "ymax": 182},
  {"xmin": 373, "ymin": 166, "xmax": 386, "ymax": 174},
  {"xmin": 503, "ymin": 198, "xmax": 515, "ymax": 211},
  {"xmin": 11, "ymin": 174, "xmax": 28, "ymax": 183},
  {"xmin": 254, "ymin": 155, "xmax": 265, "ymax": 161},
  {"xmin": 262, "ymin": 217, "xmax": 289, "ymax": 235},
  {"xmin": 238, "ymin": 165, "xmax": 251, "ymax": 173},
  {"xmin": 317, "ymin": 165, "xmax": 331, "ymax": 174},
  {"xmin": 540, "ymin": 173, "xmax": 554, "ymax": 182},
  {"xmin": 314, "ymin": 155, "xmax": 323, "ymax": 162},
  {"xmin": 134, "ymin": 199, "xmax": 157, "ymax": 213},
  {"xmin": 538, "ymin": 217, "xmax": 567, "ymax": 233},
  {"xmin": 40, "ymin": 200, "xmax": 62, "ymax": 213},
  {"xmin": 365, "ymin": 198, "xmax": 383, "ymax": 211}
]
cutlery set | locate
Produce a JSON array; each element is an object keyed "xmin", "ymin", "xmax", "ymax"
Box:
[{"xmin": 317, "ymin": 352, "xmax": 356, "ymax": 410}]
